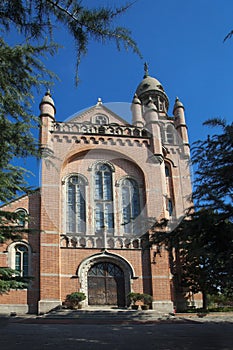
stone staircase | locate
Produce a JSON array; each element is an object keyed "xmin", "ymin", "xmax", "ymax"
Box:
[{"xmin": 38, "ymin": 307, "xmax": 171, "ymax": 324}]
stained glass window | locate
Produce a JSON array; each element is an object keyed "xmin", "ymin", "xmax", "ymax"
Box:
[
  {"xmin": 94, "ymin": 164, "xmax": 114, "ymax": 232},
  {"xmin": 121, "ymin": 178, "xmax": 140, "ymax": 233},
  {"xmin": 66, "ymin": 176, "xmax": 86, "ymax": 233}
]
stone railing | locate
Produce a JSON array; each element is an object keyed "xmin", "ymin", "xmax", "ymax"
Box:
[
  {"xmin": 60, "ymin": 234, "xmax": 142, "ymax": 250},
  {"xmin": 51, "ymin": 122, "xmax": 151, "ymax": 139}
]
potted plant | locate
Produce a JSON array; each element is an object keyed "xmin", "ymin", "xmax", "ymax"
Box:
[
  {"xmin": 65, "ymin": 292, "xmax": 86, "ymax": 309},
  {"xmin": 128, "ymin": 292, "xmax": 143, "ymax": 310},
  {"xmin": 141, "ymin": 293, "xmax": 153, "ymax": 310}
]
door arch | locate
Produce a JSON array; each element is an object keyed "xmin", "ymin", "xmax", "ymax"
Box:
[{"xmin": 88, "ymin": 262, "xmax": 125, "ymax": 306}]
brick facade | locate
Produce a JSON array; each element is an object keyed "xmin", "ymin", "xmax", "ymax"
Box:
[{"xmin": 0, "ymin": 70, "xmax": 200, "ymax": 314}]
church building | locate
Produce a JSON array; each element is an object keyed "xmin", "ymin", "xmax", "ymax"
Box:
[{"xmin": 0, "ymin": 67, "xmax": 196, "ymax": 314}]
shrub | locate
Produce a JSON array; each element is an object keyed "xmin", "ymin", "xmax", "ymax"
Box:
[
  {"xmin": 65, "ymin": 292, "xmax": 86, "ymax": 309},
  {"xmin": 141, "ymin": 293, "xmax": 153, "ymax": 305},
  {"xmin": 127, "ymin": 292, "xmax": 143, "ymax": 305}
]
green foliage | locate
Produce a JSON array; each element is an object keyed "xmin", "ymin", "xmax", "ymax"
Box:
[
  {"xmin": 127, "ymin": 292, "xmax": 153, "ymax": 305},
  {"xmin": 65, "ymin": 292, "xmax": 86, "ymax": 308},
  {"xmin": 207, "ymin": 293, "xmax": 233, "ymax": 307},
  {"xmin": 141, "ymin": 293, "xmax": 153, "ymax": 305},
  {"xmin": 0, "ymin": 38, "xmax": 57, "ymax": 202},
  {"xmin": 0, "ymin": 0, "xmax": 141, "ymax": 84},
  {"xmin": 0, "ymin": 267, "xmax": 30, "ymax": 294},
  {"xmin": 192, "ymin": 119, "xmax": 233, "ymax": 220},
  {"xmin": 127, "ymin": 292, "xmax": 143, "ymax": 304}
]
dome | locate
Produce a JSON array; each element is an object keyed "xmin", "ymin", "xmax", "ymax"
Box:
[
  {"xmin": 173, "ymin": 97, "xmax": 184, "ymax": 113},
  {"xmin": 136, "ymin": 75, "xmax": 165, "ymax": 97},
  {"xmin": 134, "ymin": 63, "xmax": 169, "ymax": 111},
  {"xmin": 40, "ymin": 90, "xmax": 55, "ymax": 107}
]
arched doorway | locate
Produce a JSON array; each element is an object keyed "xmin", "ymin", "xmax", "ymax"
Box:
[{"xmin": 88, "ymin": 262, "xmax": 125, "ymax": 307}]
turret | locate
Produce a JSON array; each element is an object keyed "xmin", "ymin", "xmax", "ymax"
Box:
[
  {"xmin": 143, "ymin": 96, "xmax": 159, "ymax": 124},
  {"xmin": 39, "ymin": 90, "xmax": 56, "ymax": 151},
  {"xmin": 131, "ymin": 94, "xmax": 144, "ymax": 127},
  {"xmin": 39, "ymin": 90, "xmax": 56, "ymax": 119},
  {"xmin": 173, "ymin": 97, "xmax": 190, "ymax": 155}
]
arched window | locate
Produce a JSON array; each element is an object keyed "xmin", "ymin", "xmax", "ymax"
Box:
[
  {"xmin": 94, "ymin": 163, "xmax": 114, "ymax": 232},
  {"xmin": 121, "ymin": 178, "xmax": 140, "ymax": 233},
  {"xmin": 164, "ymin": 163, "xmax": 175, "ymax": 217},
  {"xmin": 15, "ymin": 244, "xmax": 29, "ymax": 276},
  {"xmin": 166, "ymin": 124, "xmax": 175, "ymax": 144},
  {"xmin": 8, "ymin": 242, "xmax": 31, "ymax": 278},
  {"xmin": 66, "ymin": 175, "xmax": 86, "ymax": 233},
  {"xmin": 15, "ymin": 208, "xmax": 27, "ymax": 227}
]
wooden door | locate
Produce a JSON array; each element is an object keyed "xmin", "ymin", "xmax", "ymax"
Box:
[{"xmin": 88, "ymin": 262, "xmax": 125, "ymax": 306}]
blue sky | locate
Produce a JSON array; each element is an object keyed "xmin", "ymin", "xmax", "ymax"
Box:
[{"xmin": 13, "ymin": 0, "xmax": 233, "ymax": 188}]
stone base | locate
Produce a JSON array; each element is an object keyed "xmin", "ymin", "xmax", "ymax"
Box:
[
  {"xmin": 152, "ymin": 301, "xmax": 174, "ymax": 314},
  {"xmin": 38, "ymin": 300, "xmax": 62, "ymax": 314},
  {"xmin": 0, "ymin": 304, "xmax": 28, "ymax": 315}
]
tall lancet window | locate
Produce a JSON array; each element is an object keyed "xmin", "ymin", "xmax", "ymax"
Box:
[
  {"xmin": 94, "ymin": 163, "xmax": 114, "ymax": 233},
  {"xmin": 121, "ymin": 178, "xmax": 140, "ymax": 233},
  {"xmin": 165, "ymin": 163, "xmax": 175, "ymax": 217},
  {"xmin": 66, "ymin": 175, "xmax": 86, "ymax": 233},
  {"xmin": 15, "ymin": 244, "xmax": 29, "ymax": 276}
]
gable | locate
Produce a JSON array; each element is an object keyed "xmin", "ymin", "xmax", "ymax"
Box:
[{"xmin": 65, "ymin": 103, "xmax": 130, "ymax": 126}]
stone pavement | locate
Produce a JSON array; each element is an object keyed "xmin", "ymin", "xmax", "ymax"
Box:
[{"xmin": 1, "ymin": 309, "xmax": 233, "ymax": 350}]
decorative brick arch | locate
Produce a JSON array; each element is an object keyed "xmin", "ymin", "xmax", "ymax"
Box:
[{"xmin": 77, "ymin": 251, "xmax": 136, "ymax": 307}]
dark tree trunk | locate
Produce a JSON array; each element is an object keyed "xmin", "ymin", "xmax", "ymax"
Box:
[{"xmin": 202, "ymin": 291, "xmax": 208, "ymax": 310}]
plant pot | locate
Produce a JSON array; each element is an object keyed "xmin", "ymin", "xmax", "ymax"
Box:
[
  {"xmin": 131, "ymin": 305, "xmax": 139, "ymax": 310},
  {"xmin": 141, "ymin": 305, "xmax": 149, "ymax": 310}
]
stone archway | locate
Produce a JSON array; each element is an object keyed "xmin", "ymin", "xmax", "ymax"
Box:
[{"xmin": 77, "ymin": 251, "xmax": 135, "ymax": 307}]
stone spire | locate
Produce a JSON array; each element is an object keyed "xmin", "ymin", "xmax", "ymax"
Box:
[{"xmin": 144, "ymin": 62, "xmax": 149, "ymax": 78}]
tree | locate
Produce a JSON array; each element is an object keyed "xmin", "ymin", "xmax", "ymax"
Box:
[
  {"xmin": 152, "ymin": 119, "xmax": 233, "ymax": 309},
  {"xmin": 192, "ymin": 119, "xmax": 233, "ymax": 221},
  {"xmin": 0, "ymin": 0, "xmax": 141, "ymax": 84},
  {"xmin": 0, "ymin": 0, "xmax": 140, "ymax": 293}
]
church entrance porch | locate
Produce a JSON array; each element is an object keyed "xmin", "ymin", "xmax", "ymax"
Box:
[
  {"xmin": 88, "ymin": 262, "xmax": 125, "ymax": 307},
  {"xmin": 77, "ymin": 251, "xmax": 136, "ymax": 309}
]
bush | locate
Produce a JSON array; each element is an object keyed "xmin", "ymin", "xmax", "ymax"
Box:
[
  {"xmin": 127, "ymin": 292, "xmax": 143, "ymax": 305},
  {"xmin": 65, "ymin": 292, "xmax": 86, "ymax": 309},
  {"xmin": 141, "ymin": 293, "xmax": 153, "ymax": 305}
]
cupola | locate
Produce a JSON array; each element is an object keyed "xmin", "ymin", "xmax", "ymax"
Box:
[{"xmin": 135, "ymin": 63, "xmax": 169, "ymax": 113}]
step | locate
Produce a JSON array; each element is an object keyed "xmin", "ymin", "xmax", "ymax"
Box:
[{"xmin": 43, "ymin": 308, "xmax": 164, "ymax": 320}]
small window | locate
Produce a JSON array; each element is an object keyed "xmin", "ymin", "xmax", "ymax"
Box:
[
  {"xmin": 168, "ymin": 199, "xmax": 173, "ymax": 216},
  {"xmin": 15, "ymin": 209, "xmax": 27, "ymax": 227},
  {"xmin": 8, "ymin": 242, "xmax": 31, "ymax": 278},
  {"xmin": 95, "ymin": 115, "xmax": 108, "ymax": 125},
  {"xmin": 165, "ymin": 165, "xmax": 170, "ymax": 177},
  {"xmin": 15, "ymin": 244, "xmax": 29, "ymax": 276}
]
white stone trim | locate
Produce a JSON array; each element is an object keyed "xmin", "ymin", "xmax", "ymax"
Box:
[{"xmin": 7, "ymin": 241, "xmax": 32, "ymax": 276}]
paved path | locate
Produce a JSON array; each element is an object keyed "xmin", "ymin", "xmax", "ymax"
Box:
[{"xmin": 0, "ymin": 322, "xmax": 232, "ymax": 350}]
